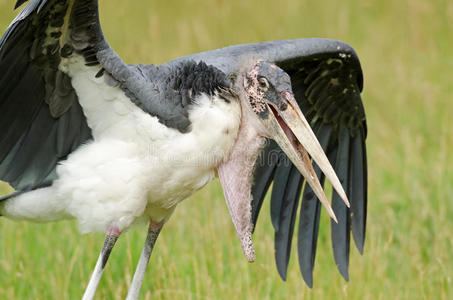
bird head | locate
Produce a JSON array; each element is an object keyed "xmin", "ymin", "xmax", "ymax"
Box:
[{"xmin": 217, "ymin": 60, "xmax": 349, "ymax": 262}]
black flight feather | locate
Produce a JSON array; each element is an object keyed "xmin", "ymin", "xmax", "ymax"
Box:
[
  {"xmin": 270, "ymin": 155, "xmax": 293, "ymax": 232},
  {"xmin": 349, "ymin": 128, "xmax": 367, "ymax": 254},
  {"xmin": 251, "ymin": 140, "xmax": 279, "ymax": 228},
  {"xmin": 330, "ymin": 127, "xmax": 351, "ymax": 281},
  {"xmin": 297, "ymin": 122, "xmax": 332, "ymax": 288},
  {"xmin": 274, "ymin": 164, "xmax": 303, "ymax": 280}
]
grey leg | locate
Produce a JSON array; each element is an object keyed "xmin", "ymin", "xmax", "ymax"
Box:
[
  {"xmin": 82, "ymin": 227, "xmax": 121, "ymax": 300},
  {"xmin": 125, "ymin": 221, "xmax": 163, "ymax": 300}
]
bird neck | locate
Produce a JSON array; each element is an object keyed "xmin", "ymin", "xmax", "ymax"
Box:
[{"xmin": 216, "ymin": 105, "xmax": 266, "ymax": 262}]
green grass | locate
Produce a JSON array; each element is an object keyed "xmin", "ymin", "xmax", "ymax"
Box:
[{"xmin": 1, "ymin": 0, "xmax": 453, "ymax": 299}]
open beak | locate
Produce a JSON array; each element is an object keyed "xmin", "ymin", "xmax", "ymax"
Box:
[{"xmin": 263, "ymin": 91, "xmax": 350, "ymax": 222}]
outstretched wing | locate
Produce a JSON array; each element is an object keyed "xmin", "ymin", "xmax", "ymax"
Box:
[
  {"xmin": 254, "ymin": 48, "xmax": 366, "ymax": 287},
  {"xmin": 168, "ymin": 39, "xmax": 367, "ymax": 287},
  {"xmin": 0, "ymin": 0, "xmax": 193, "ymax": 196},
  {"xmin": 0, "ymin": 0, "xmax": 103, "ymax": 193}
]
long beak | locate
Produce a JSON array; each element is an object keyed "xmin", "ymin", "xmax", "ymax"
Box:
[{"xmin": 264, "ymin": 93, "xmax": 350, "ymax": 222}]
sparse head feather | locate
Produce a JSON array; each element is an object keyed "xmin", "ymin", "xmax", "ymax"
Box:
[{"xmin": 242, "ymin": 61, "xmax": 292, "ymax": 118}]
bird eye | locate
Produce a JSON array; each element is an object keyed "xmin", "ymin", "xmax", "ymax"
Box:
[{"xmin": 258, "ymin": 77, "xmax": 269, "ymax": 90}]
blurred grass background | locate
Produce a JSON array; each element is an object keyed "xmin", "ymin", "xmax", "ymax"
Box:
[{"xmin": 1, "ymin": 0, "xmax": 452, "ymax": 299}]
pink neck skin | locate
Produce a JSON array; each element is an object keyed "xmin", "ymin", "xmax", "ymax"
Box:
[{"xmin": 217, "ymin": 104, "xmax": 266, "ymax": 262}]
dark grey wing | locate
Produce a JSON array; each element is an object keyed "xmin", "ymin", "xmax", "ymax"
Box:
[
  {"xmin": 167, "ymin": 39, "xmax": 367, "ymax": 287},
  {"xmin": 264, "ymin": 47, "xmax": 366, "ymax": 287},
  {"xmin": 0, "ymin": 0, "xmax": 109, "ymax": 193},
  {"xmin": 0, "ymin": 0, "xmax": 219, "ymax": 197}
]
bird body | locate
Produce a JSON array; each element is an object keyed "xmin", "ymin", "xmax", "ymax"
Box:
[
  {"xmin": 0, "ymin": 0, "xmax": 368, "ymax": 297},
  {"xmin": 2, "ymin": 53, "xmax": 242, "ymax": 233}
]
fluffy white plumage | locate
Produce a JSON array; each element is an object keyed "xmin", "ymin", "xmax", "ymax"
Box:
[{"xmin": 1, "ymin": 56, "xmax": 241, "ymax": 233}]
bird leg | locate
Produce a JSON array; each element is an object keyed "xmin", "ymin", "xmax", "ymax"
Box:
[
  {"xmin": 82, "ymin": 226, "xmax": 121, "ymax": 300},
  {"xmin": 126, "ymin": 221, "xmax": 163, "ymax": 300}
]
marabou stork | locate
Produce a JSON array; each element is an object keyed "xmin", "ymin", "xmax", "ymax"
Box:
[{"xmin": 0, "ymin": 0, "xmax": 367, "ymax": 299}]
